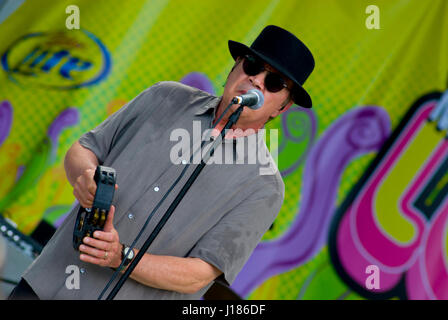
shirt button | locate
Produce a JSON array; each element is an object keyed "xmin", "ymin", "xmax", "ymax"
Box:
[
  {"xmin": 153, "ymin": 186, "xmax": 160, "ymax": 192},
  {"xmin": 128, "ymin": 213, "xmax": 134, "ymax": 220},
  {"xmin": 181, "ymin": 159, "xmax": 187, "ymax": 165},
  {"xmin": 80, "ymin": 268, "xmax": 86, "ymax": 275}
]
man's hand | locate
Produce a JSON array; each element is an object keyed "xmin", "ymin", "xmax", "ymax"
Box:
[
  {"xmin": 73, "ymin": 168, "xmax": 118, "ymax": 208},
  {"xmin": 79, "ymin": 205, "xmax": 123, "ymax": 269},
  {"xmin": 78, "ymin": 203, "xmax": 222, "ymax": 294},
  {"xmin": 73, "ymin": 168, "xmax": 97, "ymax": 208}
]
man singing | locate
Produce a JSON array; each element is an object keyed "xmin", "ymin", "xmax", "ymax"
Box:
[{"xmin": 10, "ymin": 25, "xmax": 315, "ymax": 299}]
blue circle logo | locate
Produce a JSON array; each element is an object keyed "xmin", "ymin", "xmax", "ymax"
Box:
[{"xmin": 1, "ymin": 29, "xmax": 111, "ymax": 89}]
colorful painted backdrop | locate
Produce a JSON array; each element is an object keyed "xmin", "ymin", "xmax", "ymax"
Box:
[{"xmin": 0, "ymin": 0, "xmax": 447, "ymax": 299}]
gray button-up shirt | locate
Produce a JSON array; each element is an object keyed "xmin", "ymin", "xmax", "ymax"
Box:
[{"xmin": 22, "ymin": 81, "xmax": 284, "ymax": 299}]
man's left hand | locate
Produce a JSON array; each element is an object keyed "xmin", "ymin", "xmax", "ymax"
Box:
[{"xmin": 79, "ymin": 205, "xmax": 122, "ymax": 269}]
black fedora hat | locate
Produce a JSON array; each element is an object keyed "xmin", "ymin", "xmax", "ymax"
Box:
[{"xmin": 228, "ymin": 25, "xmax": 315, "ymax": 108}]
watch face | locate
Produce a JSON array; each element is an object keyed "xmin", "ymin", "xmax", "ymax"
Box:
[{"xmin": 124, "ymin": 247, "xmax": 134, "ymax": 260}]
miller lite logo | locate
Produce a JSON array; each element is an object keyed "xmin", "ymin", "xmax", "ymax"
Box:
[{"xmin": 1, "ymin": 29, "xmax": 111, "ymax": 89}]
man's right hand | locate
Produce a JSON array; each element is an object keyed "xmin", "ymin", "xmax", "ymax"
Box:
[
  {"xmin": 72, "ymin": 168, "xmax": 119, "ymax": 208},
  {"xmin": 73, "ymin": 168, "xmax": 97, "ymax": 208}
]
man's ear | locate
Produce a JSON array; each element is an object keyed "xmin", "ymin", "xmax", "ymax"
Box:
[
  {"xmin": 225, "ymin": 57, "xmax": 243, "ymax": 86},
  {"xmin": 271, "ymin": 99, "xmax": 294, "ymax": 118},
  {"xmin": 233, "ymin": 56, "xmax": 243, "ymax": 70}
]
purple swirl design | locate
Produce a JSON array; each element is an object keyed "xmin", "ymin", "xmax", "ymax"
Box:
[
  {"xmin": 0, "ymin": 100, "xmax": 13, "ymax": 146},
  {"xmin": 180, "ymin": 72, "xmax": 215, "ymax": 95},
  {"xmin": 231, "ymin": 106, "xmax": 391, "ymax": 297},
  {"xmin": 279, "ymin": 108, "xmax": 317, "ymax": 177},
  {"xmin": 54, "ymin": 200, "xmax": 80, "ymax": 228},
  {"xmin": 47, "ymin": 107, "xmax": 79, "ymax": 161},
  {"xmin": 47, "ymin": 107, "xmax": 79, "ymax": 144}
]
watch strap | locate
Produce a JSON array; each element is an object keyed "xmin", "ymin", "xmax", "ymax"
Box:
[{"xmin": 121, "ymin": 243, "xmax": 134, "ymax": 266}]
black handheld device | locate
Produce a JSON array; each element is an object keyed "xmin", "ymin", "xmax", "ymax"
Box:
[{"xmin": 73, "ymin": 166, "xmax": 116, "ymax": 250}]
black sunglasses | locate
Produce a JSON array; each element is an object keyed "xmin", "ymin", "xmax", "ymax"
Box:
[{"xmin": 242, "ymin": 54, "xmax": 292, "ymax": 93}]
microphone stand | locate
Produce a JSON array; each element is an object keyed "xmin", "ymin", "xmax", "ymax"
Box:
[{"xmin": 104, "ymin": 105, "xmax": 245, "ymax": 300}]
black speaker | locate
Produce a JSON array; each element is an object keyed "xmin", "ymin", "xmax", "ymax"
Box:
[
  {"xmin": 203, "ymin": 278, "xmax": 242, "ymax": 300},
  {"xmin": 0, "ymin": 215, "xmax": 42, "ymax": 298}
]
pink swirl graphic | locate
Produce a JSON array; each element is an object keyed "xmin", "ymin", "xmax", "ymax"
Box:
[
  {"xmin": 352, "ymin": 106, "xmax": 433, "ymax": 270},
  {"xmin": 331, "ymin": 95, "xmax": 448, "ymax": 299},
  {"xmin": 232, "ymin": 106, "xmax": 390, "ymax": 297}
]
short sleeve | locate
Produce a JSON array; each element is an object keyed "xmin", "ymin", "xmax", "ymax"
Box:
[
  {"xmin": 78, "ymin": 83, "xmax": 162, "ymax": 163},
  {"xmin": 188, "ymin": 186, "xmax": 284, "ymax": 286}
]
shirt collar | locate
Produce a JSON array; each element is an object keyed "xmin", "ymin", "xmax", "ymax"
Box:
[
  {"xmin": 194, "ymin": 96, "xmax": 222, "ymax": 116},
  {"xmin": 193, "ymin": 95, "xmax": 265, "ymax": 149}
]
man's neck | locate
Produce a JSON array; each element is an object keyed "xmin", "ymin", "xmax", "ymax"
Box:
[{"xmin": 212, "ymin": 99, "xmax": 263, "ymax": 139}]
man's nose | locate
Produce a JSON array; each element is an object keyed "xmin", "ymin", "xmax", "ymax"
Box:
[{"xmin": 248, "ymin": 71, "xmax": 267, "ymax": 91}]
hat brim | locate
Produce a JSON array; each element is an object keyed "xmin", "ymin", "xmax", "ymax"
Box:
[{"xmin": 228, "ymin": 40, "xmax": 312, "ymax": 108}]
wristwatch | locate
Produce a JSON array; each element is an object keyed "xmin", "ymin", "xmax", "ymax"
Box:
[{"xmin": 121, "ymin": 244, "xmax": 135, "ymax": 267}]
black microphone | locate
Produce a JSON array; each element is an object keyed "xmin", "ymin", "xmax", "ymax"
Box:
[{"xmin": 231, "ymin": 89, "xmax": 264, "ymax": 110}]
